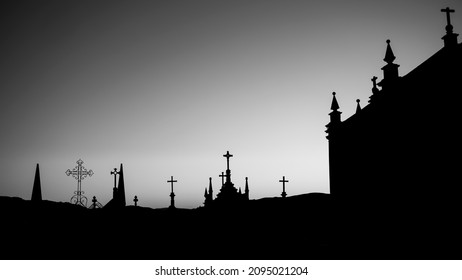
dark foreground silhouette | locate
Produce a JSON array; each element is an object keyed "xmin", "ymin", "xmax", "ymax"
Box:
[{"xmin": 1, "ymin": 192, "xmax": 461, "ymax": 260}]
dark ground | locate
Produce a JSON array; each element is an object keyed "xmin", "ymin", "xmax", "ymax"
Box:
[{"xmin": 1, "ymin": 193, "xmax": 461, "ymax": 260}]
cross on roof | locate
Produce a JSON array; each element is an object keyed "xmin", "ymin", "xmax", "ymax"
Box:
[
  {"xmin": 371, "ymin": 76, "xmax": 378, "ymax": 87},
  {"xmin": 167, "ymin": 176, "xmax": 177, "ymax": 193},
  {"xmin": 441, "ymin": 7, "xmax": 455, "ymax": 26}
]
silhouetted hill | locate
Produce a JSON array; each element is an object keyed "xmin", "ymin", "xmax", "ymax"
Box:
[
  {"xmin": 2, "ymin": 192, "xmax": 461, "ymax": 260},
  {"xmin": 0, "ymin": 194, "xmax": 334, "ymax": 259}
]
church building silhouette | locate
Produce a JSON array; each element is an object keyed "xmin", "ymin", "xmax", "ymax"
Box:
[{"xmin": 326, "ymin": 7, "xmax": 461, "ymax": 218}]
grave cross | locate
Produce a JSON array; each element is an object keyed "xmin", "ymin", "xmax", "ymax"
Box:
[
  {"xmin": 441, "ymin": 7, "xmax": 455, "ymax": 26},
  {"xmin": 223, "ymin": 151, "xmax": 233, "ymax": 170},
  {"xmin": 279, "ymin": 176, "xmax": 289, "ymax": 198},
  {"xmin": 65, "ymin": 159, "xmax": 93, "ymax": 207},
  {"xmin": 167, "ymin": 176, "xmax": 177, "ymax": 193},
  {"xmin": 167, "ymin": 176, "xmax": 177, "ymax": 209},
  {"xmin": 110, "ymin": 168, "xmax": 119, "ymax": 189},
  {"xmin": 134, "ymin": 196, "xmax": 138, "ymax": 206},
  {"xmin": 89, "ymin": 196, "xmax": 102, "ymax": 209}
]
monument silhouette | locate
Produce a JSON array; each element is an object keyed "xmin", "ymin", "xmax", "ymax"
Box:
[
  {"xmin": 1, "ymin": 8, "xmax": 461, "ymax": 260},
  {"xmin": 104, "ymin": 163, "xmax": 126, "ymax": 209},
  {"xmin": 31, "ymin": 163, "xmax": 42, "ymax": 202},
  {"xmin": 203, "ymin": 151, "xmax": 250, "ymax": 208},
  {"xmin": 167, "ymin": 176, "xmax": 177, "ymax": 209}
]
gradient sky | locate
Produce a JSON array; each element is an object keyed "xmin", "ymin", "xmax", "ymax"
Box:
[{"xmin": 1, "ymin": 0, "xmax": 461, "ymax": 208}]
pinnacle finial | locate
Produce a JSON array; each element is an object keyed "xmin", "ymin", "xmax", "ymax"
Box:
[
  {"xmin": 384, "ymin": 39, "xmax": 396, "ymax": 64},
  {"xmin": 356, "ymin": 99, "xmax": 361, "ymax": 114},
  {"xmin": 330, "ymin": 92, "xmax": 340, "ymax": 111}
]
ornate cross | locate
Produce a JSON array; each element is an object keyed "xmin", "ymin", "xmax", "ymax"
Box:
[
  {"xmin": 441, "ymin": 7, "xmax": 455, "ymax": 26},
  {"xmin": 219, "ymin": 172, "xmax": 226, "ymax": 185},
  {"xmin": 110, "ymin": 168, "xmax": 119, "ymax": 189},
  {"xmin": 223, "ymin": 151, "xmax": 233, "ymax": 170},
  {"xmin": 279, "ymin": 176, "xmax": 289, "ymax": 198},
  {"xmin": 65, "ymin": 159, "xmax": 93, "ymax": 207}
]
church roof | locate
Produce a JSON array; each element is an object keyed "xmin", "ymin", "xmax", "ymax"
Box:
[{"xmin": 339, "ymin": 42, "xmax": 462, "ymax": 128}]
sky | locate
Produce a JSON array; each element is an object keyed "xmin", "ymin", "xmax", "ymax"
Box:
[{"xmin": 1, "ymin": 0, "xmax": 461, "ymax": 209}]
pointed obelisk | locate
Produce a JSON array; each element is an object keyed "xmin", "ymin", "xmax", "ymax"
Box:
[
  {"xmin": 118, "ymin": 163, "xmax": 126, "ymax": 207},
  {"xmin": 31, "ymin": 163, "xmax": 42, "ymax": 202}
]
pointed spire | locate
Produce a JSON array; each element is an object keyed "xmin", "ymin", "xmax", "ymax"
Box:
[
  {"xmin": 208, "ymin": 177, "xmax": 213, "ymax": 196},
  {"xmin": 117, "ymin": 163, "xmax": 126, "ymax": 207},
  {"xmin": 238, "ymin": 187, "xmax": 242, "ymax": 194},
  {"xmin": 330, "ymin": 92, "xmax": 340, "ymax": 111},
  {"xmin": 244, "ymin": 177, "xmax": 249, "ymax": 200},
  {"xmin": 384, "ymin": 39, "xmax": 396, "ymax": 64},
  {"xmin": 378, "ymin": 40, "xmax": 400, "ymax": 88},
  {"xmin": 355, "ymin": 99, "xmax": 361, "ymax": 114},
  {"xmin": 31, "ymin": 163, "xmax": 42, "ymax": 202},
  {"xmin": 204, "ymin": 188, "xmax": 208, "ymax": 197},
  {"xmin": 326, "ymin": 92, "xmax": 342, "ymax": 138},
  {"xmin": 327, "ymin": 92, "xmax": 342, "ymax": 124}
]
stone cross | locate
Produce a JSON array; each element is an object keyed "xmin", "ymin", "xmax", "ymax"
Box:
[
  {"xmin": 371, "ymin": 76, "xmax": 378, "ymax": 88},
  {"xmin": 279, "ymin": 176, "xmax": 289, "ymax": 198},
  {"xmin": 167, "ymin": 176, "xmax": 177, "ymax": 193},
  {"xmin": 134, "ymin": 195, "xmax": 138, "ymax": 206},
  {"xmin": 110, "ymin": 168, "xmax": 119, "ymax": 189},
  {"xmin": 168, "ymin": 176, "xmax": 177, "ymax": 209}
]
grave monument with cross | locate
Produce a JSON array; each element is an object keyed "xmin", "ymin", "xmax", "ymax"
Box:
[
  {"xmin": 279, "ymin": 176, "xmax": 289, "ymax": 198},
  {"xmin": 89, "ymin": 196, "xmax": 103, "ymax": 209},
  {"xmin": 167, "ymin": 176, "xmax": 177, "ymax": 209},
  {"xmin": 103, "ymin": 163, "xmax": 126, "ymax": 209},
  {"xmin": 213, "ymin": 151, "xmax": 250, "ymax": 205}
]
